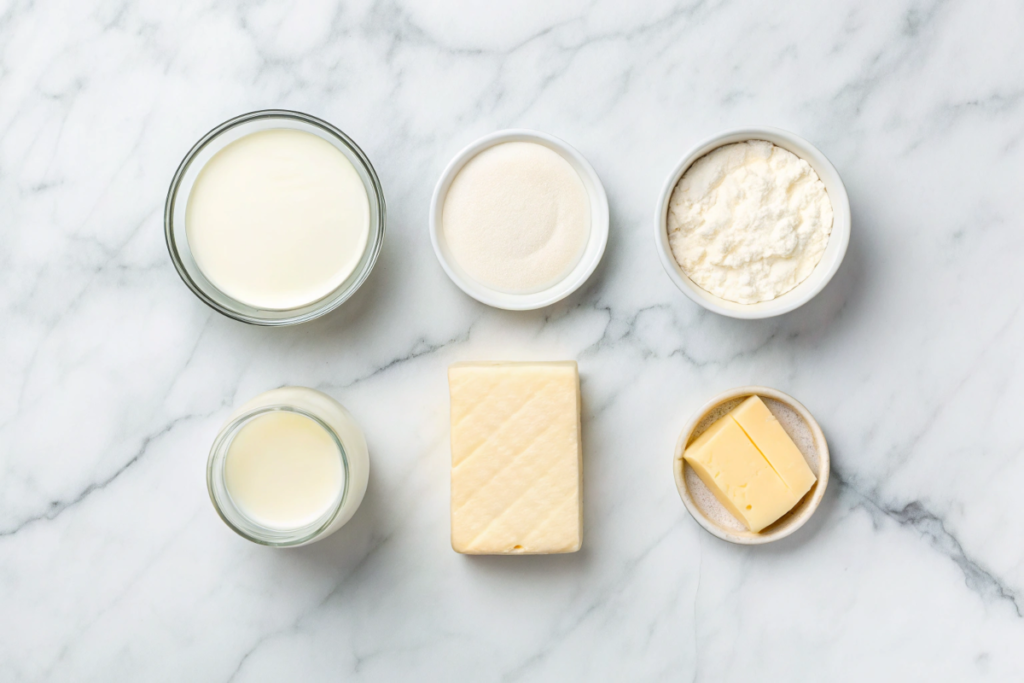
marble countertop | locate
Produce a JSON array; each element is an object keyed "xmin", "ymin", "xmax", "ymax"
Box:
[{"xmin": 3, "ymin": 1, "xmax": 1023, "ymax": 680}]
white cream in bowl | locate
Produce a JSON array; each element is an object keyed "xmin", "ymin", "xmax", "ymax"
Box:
[
  {"xmin": 186, "ymin": 128, "xmax": 370, "ymax": 311},
  {"xmin": 442, "ymin": 141, "xmax": 590, "ymax": 294},
  {"xmin": 430, "ymin": 130, "xmax": 608, "ymax": 311}
]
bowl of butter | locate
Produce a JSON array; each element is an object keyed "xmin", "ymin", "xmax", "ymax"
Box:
[{"xmin": 674, "ymin": 386, "xmax": 829, "ymax": 544}]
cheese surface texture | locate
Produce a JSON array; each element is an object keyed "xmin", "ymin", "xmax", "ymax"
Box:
[
  {"xmin": 683, "ymin": 396, "xmax": 816, "ymax": 532},
  {"xmin": 448, "ymin": 361, "xmax": 582, "ymax": 554}
]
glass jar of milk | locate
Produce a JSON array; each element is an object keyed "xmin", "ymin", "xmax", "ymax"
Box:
[{"xmin": 207, "ymin": 387, "xmax": 370, "ymax": 547}]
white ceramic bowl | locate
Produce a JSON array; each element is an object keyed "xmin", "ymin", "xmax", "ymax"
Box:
[
  {"xmin": 655, "ymin": 127, "xmax": 851, "ymax": 319},
  {"xmin": 673, "ymin": 386, "xmax": 830, "ymax": 545},
  {"xmin": 430, "ymin": 129, "xmax": 609, "ymax": 310}
]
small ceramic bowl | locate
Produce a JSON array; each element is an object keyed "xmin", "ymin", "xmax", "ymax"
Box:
[
  {"xmin": 673, "ymin": 386, "xmax": 830, "ymax": 544},
  {"xmin": 655, "ymin": 127, "xmax": 851, "ymax": 319},
  {"xmin": 429, "ymin": 129, "xmax": 609, "ymax": 311}
]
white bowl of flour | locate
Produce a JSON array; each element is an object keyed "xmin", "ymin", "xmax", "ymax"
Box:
[
  {"xmin": 655, "ymin": 127, "xmax": 850, "ymax": 319},
  {"xmin": 431, "ymin": 130, "xmax": 609, "ymax": 310}
]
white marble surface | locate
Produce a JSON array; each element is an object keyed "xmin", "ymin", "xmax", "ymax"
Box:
[{"xmin": 2, "ymin": 0, "xmax": 1023, "ymax": 680}]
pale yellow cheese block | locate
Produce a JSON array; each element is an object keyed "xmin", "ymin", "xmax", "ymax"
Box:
[
  {"xmin": 448, "ymin": 361, "xmax": 582, "ymax": 554},
  {"xmin": 683, "ymin": 413, "xmax": 800, "ymax": 532},
  {"xmin": 730, "ymin": 396, "xmax": 816, "ymax": 500}
]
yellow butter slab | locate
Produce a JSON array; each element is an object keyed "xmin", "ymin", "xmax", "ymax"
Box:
[
  {"xmin": 683, "ymin": 413, "xmax": 800, "ymax": 532},
  {"xmin": 730, "ymin": 396, "xmax": 816, "ymax": 500},
  {"xmin": 448, "ymin": 361, "xmax": 582, "ymax": 554}
]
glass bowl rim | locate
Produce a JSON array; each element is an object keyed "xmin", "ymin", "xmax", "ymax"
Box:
[{"xmin": 164, "ymin": 109, "xmax": 386, "ymax": 326}]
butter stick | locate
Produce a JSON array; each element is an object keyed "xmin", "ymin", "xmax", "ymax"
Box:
[
  {"xmin": 684, "ymin": 396, "xmax": 817, "ymax": 532},
  {"xmin": 730, "ymin": 396, "xmax": 816, "ymax": 499},
  {"xmin": 684, "ymin": 414, "xmax": 798, "ymax": 532}
]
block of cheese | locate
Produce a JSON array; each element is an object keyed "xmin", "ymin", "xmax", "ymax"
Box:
[
  {"xmin": 684, "ymin": 414, "xmax": 799, "ymax": 532},
  {"xmin": 448, "ymin": 361, "xmax": 582, "ymax": 554},
  {"xmin": 730, "ymin": 395, "xmax": 816, "ymax": 499}
]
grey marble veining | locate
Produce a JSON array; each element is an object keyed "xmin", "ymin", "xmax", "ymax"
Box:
[{"xmin": 2, "ymin": 0, "xmax": 1023, "ymax": 680}]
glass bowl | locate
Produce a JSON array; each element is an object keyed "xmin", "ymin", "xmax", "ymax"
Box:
[{"xmin": 165, "ymin": 110, "xmax": 386, "ymax": 325}]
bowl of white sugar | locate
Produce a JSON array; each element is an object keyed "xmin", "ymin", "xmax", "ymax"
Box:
[
  {"xmin": 430, "ymin": 130, "xmax": 609, "ymax": 310},
  {"xmin": 655, "ymin": 128, "xmax": 850, "ymax": 319}
]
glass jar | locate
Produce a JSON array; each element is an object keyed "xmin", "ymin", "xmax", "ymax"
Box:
[
  {"xmin": 207, "ymin": 387, "xmax": 370, "ymax": 547},
  {"xmin": 164, "ymin": 110, "xmax": 386, "ymax": 325}
]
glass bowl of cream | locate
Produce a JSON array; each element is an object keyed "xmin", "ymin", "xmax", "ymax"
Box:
[
  {"xmin": 165, "ymin": 110, "xmax": 386, "ymax": 325},
  {"xmin": 207, "ymin": 387, "xmax": 370, "ymax": 547},
  {"xmin": 430, "ymin": 130, "xmax": 609, "ymax": 310}
]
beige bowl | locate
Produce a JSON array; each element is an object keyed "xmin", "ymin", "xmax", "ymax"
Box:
[{"xmin": 674, "ymin": 386, "xmax": 830, "ymax": 544}]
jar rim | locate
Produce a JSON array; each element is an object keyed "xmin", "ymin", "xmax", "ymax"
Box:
[{"xmin": 206, "ymin": 404, "xmax": 351, "ymax": 547}]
